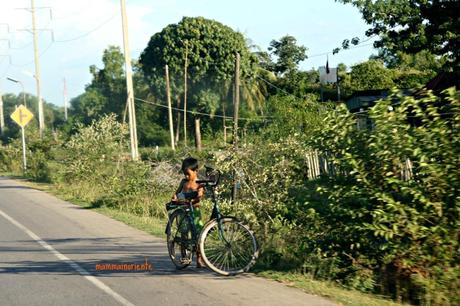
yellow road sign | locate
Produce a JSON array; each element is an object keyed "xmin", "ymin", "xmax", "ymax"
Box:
[{"xmin": 11, "ymin": 105, "xmax": 34, "ymax": 128}]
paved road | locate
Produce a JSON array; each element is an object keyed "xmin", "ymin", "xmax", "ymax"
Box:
[{"xmin": 0, "ymin": 176, "xmax": 337, "ymax": 306}]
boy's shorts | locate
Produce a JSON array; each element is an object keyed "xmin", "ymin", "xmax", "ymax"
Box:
[{"xmin": 193, "ymin": 207, "xmax": 204, "ymax": 233}]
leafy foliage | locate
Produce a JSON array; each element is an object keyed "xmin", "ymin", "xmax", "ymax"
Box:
[
  {"xmin": 337, "ymin": 0, "xmax": 460, "ymax": 70},
  {"xmin": 140, "ymin": 16, "xmax": 254, "ymax": 88},
  {"xmin": 212, "ymin": 89, "xmax": 460, "ymax": 305},
  {"xmin": 63, "ymin": 114, "xmax": 128, "ymax": 181},
  {"xmin": 348, "ymin": 60, "xmax": 395, "ymax": 91},
  {"xmin": 305, "ymin": 89, "xmax": 460, "ymax": 304},
  {"xmin": 268, "ymin": 35, "xmax": 308, "ymax": 76}
]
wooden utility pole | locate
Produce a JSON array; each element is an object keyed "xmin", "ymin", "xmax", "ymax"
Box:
[
  {"xmin": 120, "ymin": 0, "xmax": 139, "ymax": 160},
  {"xmin": 165, "ymin": 65, "xmax": 175, "ymax": 151},
  {"xmin": 31, "ymin": 0, "xmax": 45, "ymax": 137},
  {"xmin": 232, "ymin": 53, "xmax": 240, "ymax": 202},
  {"xmin": 183, "ymin": 41, "xmax": 188, "ymax": 147},
  {"xmin": 222, "ymin": 100, "xmax": 227, "ymax": 143},
  {"xmin": 63, "ymin": 78, "xmax": 68, "ymax": 121},
  {"xmin": 0, "ymin": 90, "xmax": 4, "ymax": 135},
  {"xmin": 233, "ymin": 53, "xmax": 240, "ymax": 148},
  {"xmin": 194, "ymin": 118, "xmax": 201, "ymax": 151},
  {"xmin": 336, "ymin": 69, "xmax": 341, "ymax": 101},
  {"xmin": 175, "ymin": 97, "xmax": 181, "ymax": 145}
]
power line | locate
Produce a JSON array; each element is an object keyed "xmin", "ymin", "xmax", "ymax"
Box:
[
  {"xmin": 54, "ymin": 13, "xmax": 117, "ymax": 43},
  {"xmin": 306, "ymin": 34, "xmax": 377, "ymax": 59},
  {"xmin": 10, "ymin": 40, "xmax": 53, "ymax": 67},
  {"xmin": 10, "ymin": 41, "xmax": 34, "ymax": 50},
  {"xmin": 308, "ymin": 43, "xmax": 374, "ymax": 58},
  {"xmin": 255, "ymin": 71, "xmax": 320, "ymax": 102},
  {"xmin": 0, "ymin": 56, "xmax": 11, "ymax": 78},
  {"xmin": 255, "ymin": 73, "xmax": 297, "ymax": 97},
  {"xmin": 134, "ymin": 97, "xmax": 272, "ymax": 122}
]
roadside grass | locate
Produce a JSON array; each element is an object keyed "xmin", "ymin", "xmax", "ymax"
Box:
[
  {"xmin": 2, "ymin": 174, "xmax": 407, "ymax": 306},
  {"xmin": 4, "ymin": 175, "xmax": 168, "ymax": 239},
  {"xmin": 256, "ymin": 270, "xmax": 408, "ymax": 306},
  {"xmin": 92, "ymin": 207, "xmax": 166, "ymax": 239}
]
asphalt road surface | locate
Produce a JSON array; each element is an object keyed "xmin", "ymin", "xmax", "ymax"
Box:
[{"xmin": 0, "ymin": 176, "xmax": 337, "ymax": 306}]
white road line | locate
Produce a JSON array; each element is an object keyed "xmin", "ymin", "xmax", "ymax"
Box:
[{"xmin": 0, "ymin": 208, "xmax": 135, "ymax": 306}]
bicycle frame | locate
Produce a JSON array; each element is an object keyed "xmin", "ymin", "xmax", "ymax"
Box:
[
  {"xmin": 168, "ymin": 202, "xmax": 199, "ymax": 251},
  {"xmin": 167, "ymin": 168, "xmax": 233, "ymax": 252},
  {"xmin": 167, "ymin": 184, "xmax": 231, "ymax": 249},
  {"xmin": 207, "ymin": 185, "xmax": 232, "ymax": 245}
]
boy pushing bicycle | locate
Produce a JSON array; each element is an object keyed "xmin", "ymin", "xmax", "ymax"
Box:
[{"xmin": 170, "ymin": 157, "xmax": 206, "ymax": 268}]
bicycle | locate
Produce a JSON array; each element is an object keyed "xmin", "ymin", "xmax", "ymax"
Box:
[{"xmin": 165, "ymin": 166, "xmax": 259, "ymax": 276}]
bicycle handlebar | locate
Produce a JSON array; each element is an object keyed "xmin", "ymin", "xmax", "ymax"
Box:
[{"xmin": 197, "ymin": 166, "xmax": 221, "ymax": 187}]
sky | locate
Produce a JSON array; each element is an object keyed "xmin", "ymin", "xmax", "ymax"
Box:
[{"xmin": 0, "ymin": 0, "xmax": 377, "ymax": 107}]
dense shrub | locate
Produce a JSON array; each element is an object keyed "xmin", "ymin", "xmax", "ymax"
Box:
[
  {"xmin": 0, "ymin": 144, "xmax": 22, "ymax": 173},
  {"xmin": 215, "ymin": 89, "xmax": 459, "ymax": 305}
]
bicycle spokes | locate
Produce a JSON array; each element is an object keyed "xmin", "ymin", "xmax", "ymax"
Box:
[
  {"xmin": 167, "ymin": 210, "xmax": 194, "ymax": 269},
  {"xmin": 201, "ymin": 219, "xmax": 258, "ymax": 274}
]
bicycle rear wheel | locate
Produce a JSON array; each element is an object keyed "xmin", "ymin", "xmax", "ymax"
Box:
[
  {"xmin": 199, "ymin": 218, "xmax": 258, "ymax": 276},
  {"xmin": 167, "ymin": 209, "xmax": 194, "ymax": 269}
]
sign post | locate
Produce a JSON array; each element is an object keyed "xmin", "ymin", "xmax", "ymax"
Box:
[{"xmin": 10, "ymin": 105, "xmax": 34, "ymax": 171}]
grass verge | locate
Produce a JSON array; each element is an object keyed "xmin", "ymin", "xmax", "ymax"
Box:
[{"xmin": 256, "ymin": 270, "xmax": 408, "ymax": 306}]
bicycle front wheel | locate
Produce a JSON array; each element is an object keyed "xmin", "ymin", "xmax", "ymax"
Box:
[
  {"xmin": 167, "ymin": 209, "xmax": 194, "ymax": 269},
  {"xmin": 199, "ymin": 218, "xmax": 258, "ymax": 276}
]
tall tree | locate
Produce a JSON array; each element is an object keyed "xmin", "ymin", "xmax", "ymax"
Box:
[
  {"xmin": 268, "ymin": 35, "xmax": 308, "ymax": 76},
  {"xmin": 337, "ymin": 0, "xmax": 460, "ymax": 70},
  {"xmin": 70, "ymin": 46, "xmax": 126, "ymax": 123},
  {"xmin": 70, "ymin": 46, "xmax": 169, "ymax": 146},
  {"xmin": 349, "ymin": 59, "xmax": 395, "ymax": 91},
  {"xmin": 140, "ymin": 16, "xmax": 257, "ymax": 149}
]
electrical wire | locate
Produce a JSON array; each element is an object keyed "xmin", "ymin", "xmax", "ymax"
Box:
[
  {"xmin": 9, "ymin": 41, "xmax": 34, "ymax": 50},
  {"xmin": 10, "ymin": 41, "xmax": 53, "ymax": 67},
  {"xmin": 307, "ymin": 34, "xmax": 377, "ymax": 58},
  {"xmin": 255, "ymin": 73, "xmax": 296, "ymax": 97},
  {"xmin": 54, "ymin": 13, "xmax": 117, "ymax": 43},
  {"xmin": 134, "ymin": 97, "xmax": 272, "ymax": 122},
  {"xmin": 308, "ymin": 43, "xmax": 374, "ymax": 58},
  {"xmin": 0, "ymin": 56, "xmax": 11, "ymax": 78}
]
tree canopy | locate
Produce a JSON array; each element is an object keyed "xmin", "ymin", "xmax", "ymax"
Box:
[
  {"xmin": 337, "ymin": 0, "xmax": 460, "ymax": 70},
  {"xmin": 268, "ymin": 35, "xmax": 308, "ymax": 76},
  {"xmin": 140, "ymin": 16, "xmax": 254, "ymax": 89},
  {"xmin": 349, "ymin": 59, "xmax": 395, "ymax": 91}
]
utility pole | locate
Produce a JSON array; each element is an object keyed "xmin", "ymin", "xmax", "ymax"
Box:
[
  {"xmin": 183, "ymin": 40, "xmax": 188, "ymax": 147},
  {"xmin": 233, "ymin": 53, "xmax": 240, "ymax": 149},
  {"xmin": 0, "ymin": 89, "xmax": 4, "ymax": 136},
  {"xmin": 175, "ymin": 97, "xmax": 181, "ymax": 145},
  {"xmin": 232, "ymin": 53, "xmax": 240, "ymax": 202},
  {"xmin": 222, "ymin": 100, "xmax": 227, "ymax": 143},
  {"xmin": 336, "ymin": 69, "xmax": 341, "ymax": 102},
  {"xmin": 31, "ymin": 0, "xmax": 45, "ymax": 137},
  {"xmin": 120, "ymin": 0, "xmax": 139, "ymax": 160},
  {"xmin": 165, "ymin": 65, "xmax": 175, "ymax": 151},
  {"xmin": 63, "ymin": 78, "xmax": 68, "ymax": 121}
]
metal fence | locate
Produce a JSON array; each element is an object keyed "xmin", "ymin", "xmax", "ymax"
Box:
[{"xmin": 305, "ymin": 151, "xmax": 414, "ymax": 181}]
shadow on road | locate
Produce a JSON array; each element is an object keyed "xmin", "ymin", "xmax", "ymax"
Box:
[
  {"xmin": 0, "ymin": 236, "xmax": 253, "ymax": 281},
  {"xmin": 0, "ymin": 185, "xmax": 36, "ymax": 190}
]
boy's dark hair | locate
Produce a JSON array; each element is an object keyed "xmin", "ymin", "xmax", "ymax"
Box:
[{"xmin": 181, "ymin": 157, "xmax": 199, "ymax": 173}]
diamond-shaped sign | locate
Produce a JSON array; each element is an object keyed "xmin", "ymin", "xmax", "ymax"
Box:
[{"xmin": 11, "ymin": 105, "xmax": 34, "ymax": 128}]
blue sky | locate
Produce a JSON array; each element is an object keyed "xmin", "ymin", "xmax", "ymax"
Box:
[{"xmin": 0, "ymin": 0, "xmax": 376, "ymax": 107}]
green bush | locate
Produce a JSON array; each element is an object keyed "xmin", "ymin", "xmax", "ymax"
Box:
[
  {"xmin": 214, "ymin": 88, "xmax": 459, "ymax": 305},
  {"xmin": 0, "ymin": 144, "xmax": 22, "ymax": 173},
  {"xmin": 26, "ymin": 150, "xmax": 51, "ymax": 182},
  {"xmin": 305, "ymin": 88, "xmax": 459, "ymax": 304}
]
